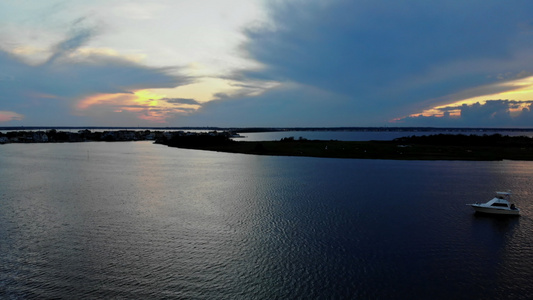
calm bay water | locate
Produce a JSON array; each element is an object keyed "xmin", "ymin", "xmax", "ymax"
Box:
[{"xmin": 1, "ymin": 141, "xmax": 533, "ymax": 299}]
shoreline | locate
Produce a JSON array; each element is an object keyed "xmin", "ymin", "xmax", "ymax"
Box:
[{"xmin": 4, "ymin": 129, "xmax": 533, "ymax": 161}]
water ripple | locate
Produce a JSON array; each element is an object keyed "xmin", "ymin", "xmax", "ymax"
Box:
[{"xmin": 1, "ymin": 143, "xmax": 533, "ymax": 299}]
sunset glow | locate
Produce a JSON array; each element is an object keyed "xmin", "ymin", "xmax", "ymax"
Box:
[
  {"xmin": 76, "ymin": 89, "xmax": 202, "ymax": 123},
  {"xmin": 406, "ymin": 76, "xmax": 533, "ymax": 120}
]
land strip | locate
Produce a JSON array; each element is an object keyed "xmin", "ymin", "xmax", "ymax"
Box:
[
  {"xmin": 3, "ymin": 129, "xmax": 533, "ymax": 161},
  {"xmin": 159, "ymin": 134, "xmax": 533, "ymax": 161}
]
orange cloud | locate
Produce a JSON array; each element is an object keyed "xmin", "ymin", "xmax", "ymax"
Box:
[{"xmin": 76, "ymin": 89, "xmax": 201, "ymax": 123}]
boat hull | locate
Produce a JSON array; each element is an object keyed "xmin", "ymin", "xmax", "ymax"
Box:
[{"xmin": 471, "ymin": 205, "xmax": 520, "ymax": 215}]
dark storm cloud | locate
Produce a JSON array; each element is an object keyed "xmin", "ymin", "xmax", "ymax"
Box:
[
  {"xmin": 181, "ymin": 84, "xmax": 355, "ymax": 127},
  {"xmin": 246, "ymin": 0, "xmax": 533, "ymax": 91},
  {"xmin": 205, "ymin": 0, "xmax": 533, "ymax": 126}
]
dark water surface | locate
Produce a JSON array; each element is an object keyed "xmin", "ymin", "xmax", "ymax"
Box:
[{"xmin": 1, "ymin": 142, "xmax": 533, "ymax": 299}]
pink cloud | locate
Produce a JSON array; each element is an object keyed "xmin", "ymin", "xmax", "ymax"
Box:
[{"xmin": 0, "ymin": 111, "xmax": 24, "ymax": 122}]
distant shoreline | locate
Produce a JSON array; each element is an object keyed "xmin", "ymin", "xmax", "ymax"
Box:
[
  {"xmin": 3, "ymin": 126, "xmax": 533, "ymax": 133},
  {"xmin": 3, "ymin": 129, "xmax": 533, "ymax": 161}
]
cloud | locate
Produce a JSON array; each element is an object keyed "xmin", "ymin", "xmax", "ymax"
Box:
[
  {"xmin": 0, "ymin": 111, "xmax": 24, "ymax": 122},
  {"xmin": 4, "ymin": 0, "xmax": 533, "ymax": 127},
  {"xmin": 0, "ymin": 28, "xmax": 192, "ymax": 124},
  {"xmin": 161, "ymin": 98, "xmax": 201, "ymax": 105},
  {"xmin": 227, "ymin": 0, "xmax": 533, "ymax": 124},
  {"xmin": 46, "ymin": 25, "xmax": 95, "ymax": 64},
  {"xmin": 175, "ymin": 83, "xmax": 356, "ymax": 127},
  {"xmin": 396, "ymin": 100, "xmax": 533, "ymax": 127}
]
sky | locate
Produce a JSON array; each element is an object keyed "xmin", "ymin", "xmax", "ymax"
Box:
[{"xmin": 2, "ymin": 0, "xmax": 533, "ymax": 128}]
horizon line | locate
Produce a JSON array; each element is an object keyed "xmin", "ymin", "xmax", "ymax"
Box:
[{"xmin": 2, "ymin": 126, "xmax": 533, "ymax": 132}]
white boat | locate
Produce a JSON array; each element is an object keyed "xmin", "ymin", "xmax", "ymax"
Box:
[{"xmin": 469, "ymin": 191, "xmax": 520, "ymax": 215}]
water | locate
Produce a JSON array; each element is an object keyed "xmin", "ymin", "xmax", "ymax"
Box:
[{"xmin": 1, "ymin": 142, "xmax": 533, "ymax": 299}]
